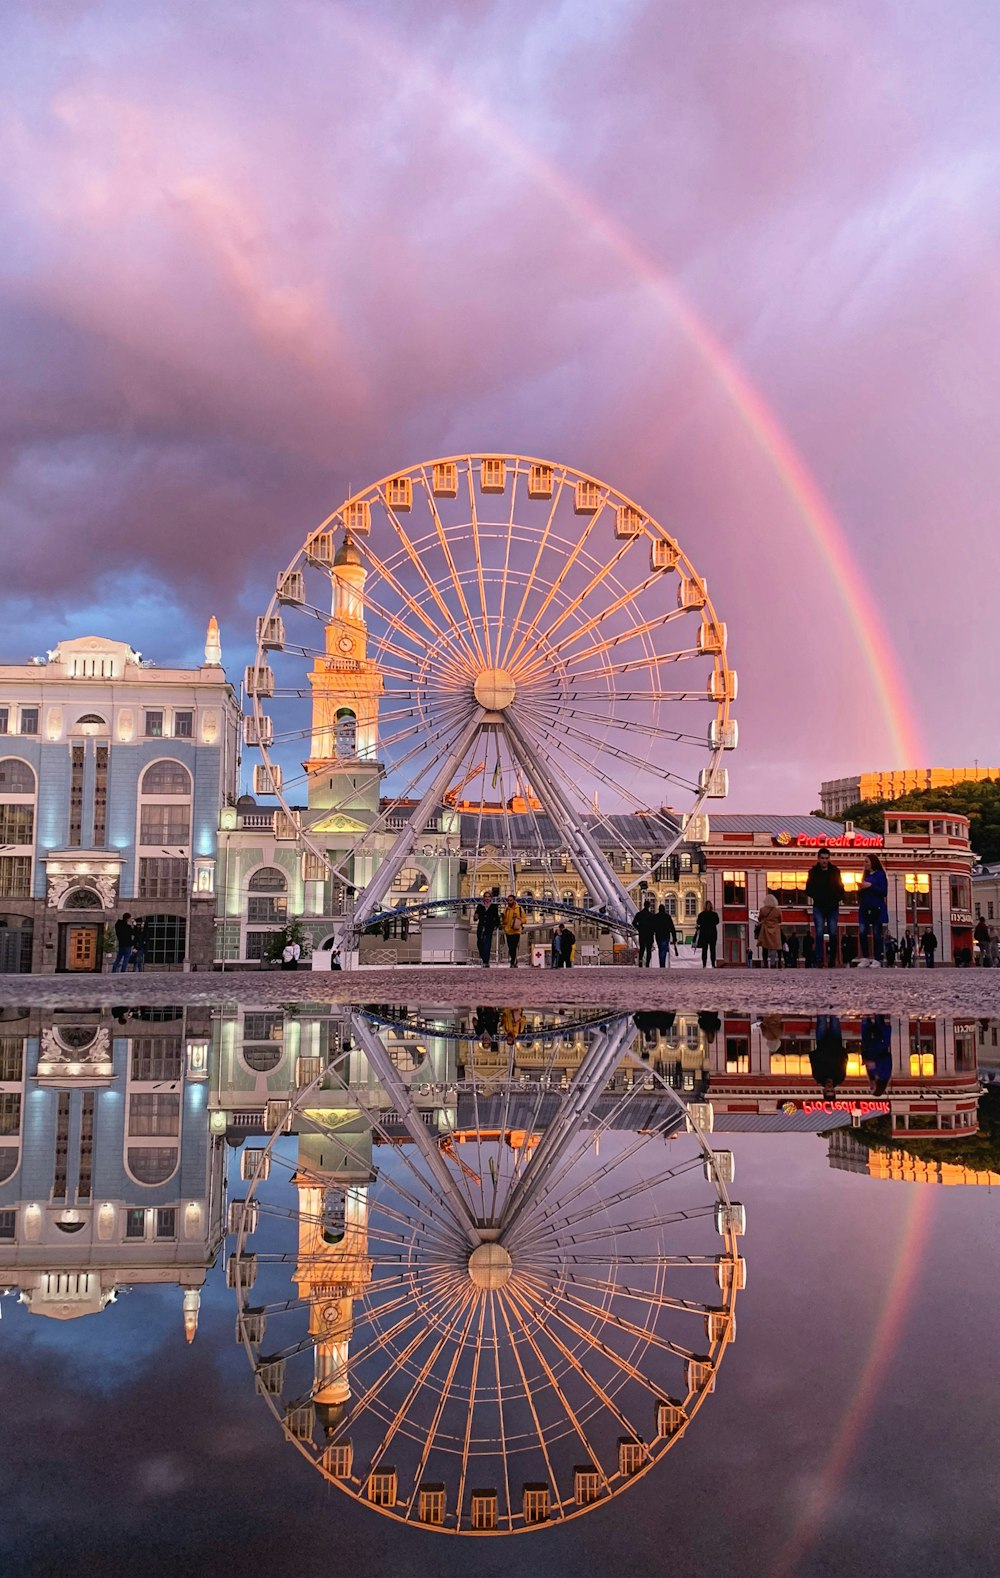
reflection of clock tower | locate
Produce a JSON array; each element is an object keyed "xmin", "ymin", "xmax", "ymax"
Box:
[
  {"xmin": 292, "ymin": 1129, "xmax": 374, "ymax": 1433},
  {"xmin": 306, "ymin": 534, "xmax": 384, "ymax": 813}
]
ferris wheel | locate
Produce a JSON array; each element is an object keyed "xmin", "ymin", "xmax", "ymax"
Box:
[
  {"xmin": 246, "ymin": 455, "xmax": 736, "ymax": 928},
  {"xmin": 230, "ymin": 1008, "xmax": 745, "ymax": 1534}
]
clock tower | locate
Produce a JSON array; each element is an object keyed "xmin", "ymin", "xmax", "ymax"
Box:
[{"xmin": 305, "ymin": 533, "xmax": 384, "ymax": 813}]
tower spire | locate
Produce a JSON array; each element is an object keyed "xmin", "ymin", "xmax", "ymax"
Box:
[{"xmin": 204, "ymin": 616, "xmax": 222, "ymax": 666}]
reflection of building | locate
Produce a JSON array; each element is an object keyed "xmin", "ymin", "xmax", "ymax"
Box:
[
  {"xmin": 826, "ymin": 1129, "xmax": 1000, "ymax": 1186},
  {"xmin": 0, "ymin": 627, "xmax": 239, "ymax": 972},
  {"xmin": 702, "ymin": 1015, "xmax": 981, "ymax": 1138},
  {"xmin": 820, "ymin": 767, "xmax": 1000, "ymax": 819},
  {"xmin": 701, "ymin": 812, "xmax": 974, "ymax": 965},
  {"xmin": 0, "ymin": 1008, "xmax": 225, "ymax": 1331}
]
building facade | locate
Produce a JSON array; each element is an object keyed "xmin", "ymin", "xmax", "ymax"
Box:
[
  {"xmin": 0, "ymin": 1005, "xmax": 225, "ymax": 1334},
  {"xmin": 819, "ymin": 766, "xmax": 1000, "ymax": 819},
  {"xmin": 701, "ymin": 811, "xmax": 974, "ymax": 965},
  {"xmin": 0, "ymin": 626, "xmax": 239, "ymax": 972}
]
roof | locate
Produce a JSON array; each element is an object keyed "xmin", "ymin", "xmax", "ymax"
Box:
[
  {"xmin": 458, "ymin": 810, "xmax": 681, "ymax": 850},
  {"xmin": 705, "ymin": 813, "xmax": 845, "ymax": 838}
]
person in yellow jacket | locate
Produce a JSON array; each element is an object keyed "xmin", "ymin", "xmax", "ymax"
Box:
[{"xmin": 501, "ymin": 894, "xmax": 527, "ymax": 967}]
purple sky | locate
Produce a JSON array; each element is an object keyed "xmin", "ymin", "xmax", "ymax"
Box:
[{"xmin": 3, "ymin": 0, "xmax": 999, "ymax": 809}]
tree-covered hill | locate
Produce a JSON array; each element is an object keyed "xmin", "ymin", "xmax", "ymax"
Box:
[{"xmin": 833, "ymin": 778, "xmax": 1000, "ymax": 863}]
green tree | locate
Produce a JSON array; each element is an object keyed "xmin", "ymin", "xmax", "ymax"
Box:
[{"xmin": 841, "ymin": 778, "xmax": 1000, "ymax": 862}]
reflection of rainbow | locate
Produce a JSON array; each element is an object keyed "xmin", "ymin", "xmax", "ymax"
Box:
[
  {"xmin": 334, "ymin": 12, "xmax": 924, "ymax": 764},
  {"xmin": 767, "ymin": 1186, "xmax": 933, "ymax": 1578}
]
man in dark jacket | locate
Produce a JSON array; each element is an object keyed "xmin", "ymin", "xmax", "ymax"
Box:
[
  {"xmin": 805, "ymin": 847, "xmax": 846, "ymax": 968},
  {"xmin": 653, "ymin": 904, "xmax": 678, "ymax": 967},
  {"xmin": 921, "ymin": 929, "xmax": 938, "ymax": 967},
  {"xmin": 474, "ymin": 891, "xmax": 500, "ymax": 967},
  {"xmin": 633, "ymin": 900, "xmax": 656, "ymax": 967},
  {"xmin": 111, "ymin": 913, "xmax": 133, "ymax": 974}
]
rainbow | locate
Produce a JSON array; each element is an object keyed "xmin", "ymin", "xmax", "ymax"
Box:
[
  {"xmin": 331, "ymin": 10, "xmax": 925, "ymax": 765},
  {"xmin": 766, "ymin": 1184, "xmax": 934, "ymax": 1578}
]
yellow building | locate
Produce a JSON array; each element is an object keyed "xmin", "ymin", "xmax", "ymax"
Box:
[{"xmin": 820, "ymin": 767, "xmax": 1000, "ymax": 818}]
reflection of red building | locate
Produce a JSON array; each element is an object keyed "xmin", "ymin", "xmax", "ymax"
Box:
[
  {"xmin": 701, "ymin": 812, "xmax": 974, "ymax": 965},
  {"xmin": 705, "ymin": 1015, "xmax": 980, "ymax": 1139}
]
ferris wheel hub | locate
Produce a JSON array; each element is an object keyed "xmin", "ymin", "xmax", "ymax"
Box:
[
  {"xmin": 468, "ymin": 1241, "xmax": 513, "ymax": 1290},
  {"xmin": 473, "ymin": 666, "xmax": 517, "ymax": 711}
]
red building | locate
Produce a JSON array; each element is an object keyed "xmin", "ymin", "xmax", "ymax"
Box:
[{"xmin": 701, "ymin": 811, "xmax": 974, "ymax": 965}]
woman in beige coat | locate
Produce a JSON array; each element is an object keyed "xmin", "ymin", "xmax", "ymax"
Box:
[{"xmin": 757, "ymin": 892, "xmax": 784, "ymax": 968}]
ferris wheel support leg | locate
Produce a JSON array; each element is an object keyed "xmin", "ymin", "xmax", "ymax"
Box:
[
  {"xmin": 343, "ymin": 712, "xmax": 484, "ymax": 946},
  {"xmin": 498, "ymin": 1017, "xmax": 635, "ymax": 1240},
  {"xmin": 502, "ymin": 712, "xmax": 633, "ymax": 918},
  {"xmin": 349, "ymin": 1014, "xmax": 482, "ymax": 1247}
]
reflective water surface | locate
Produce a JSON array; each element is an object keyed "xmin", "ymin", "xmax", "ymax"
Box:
[{"xmin": 1, "ymin": 1001, "xmax": 998, "ymax": 1576}]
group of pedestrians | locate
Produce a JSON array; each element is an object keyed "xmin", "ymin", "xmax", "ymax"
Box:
[
  {"xmin": 973, "ymin": 916, "xmax": 1000, "ymax": 966},
  {"xmin": 633, "ymin": 900, "xmax": 680, "ymax": 966},
  {"xmin": 110, "ymin": 912, "xmax": 148, "ymax": 972},
  {"xmin": 752, "ymin": 851, "xmax": 939, "ymax": 968},
  {"xmin": 474, "ymin": 891, "xmax": 528, "ymax": 967}
]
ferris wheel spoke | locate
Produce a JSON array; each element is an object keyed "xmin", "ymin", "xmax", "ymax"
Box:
[
  {"xmin": 518, "ymin": 1145, "xmax": 703, "ymax": 1249},
  {"xmin": 516, "ymin": 694, "xmax": 710, "ymax": 750},
  {"xmin": 513, "ymin": 542, "xmax": 656, "ymax": 685},
  {"xmin": 461, "ymin": 462, "xmax": 494, "ymax": 668},
  {"xmin": 501, "ymin": 494, "xmax": 611, "ymax": 675},
  {"xmin": 503, "ymin": 1279, "xmax": 650, "ymax": 1459},
  {"xmin": 516, "ymin": 699, "xmax": 701, "ymax": 791},
  {"xmin": 367, "ymin": 499, "xmax": 484, "ymax": 672},
  {"xmin": 496, "ymin": 472, "xmax": 569, "ymax": 672},
  {"xmin": 402, "ymin": 1286, "xmax": 488, "ymax": 1518},
  {"xmin": 553, "ymin": 1271, "xmax": 720, "ymax": 1318},
  {"xmin": 416, "ymin": 472, "xmax": 491, "ymax": 669},
  {"xmin": 518, "ymin": 1272, "xmax": 700, "ymax": 1365},
  {"xmin": 280, "ymin": 591, "xmax": 435, "ymax": 671},
  {"xmin": 489, "ymin": 1290, "xmax": 517, "ymax": 1529},
  {"xmin": 491, "ymin": 1288, "xmax": 568, "ymax": 1520}
]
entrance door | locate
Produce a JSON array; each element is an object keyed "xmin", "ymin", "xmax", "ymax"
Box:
[{"xmin": 63, "ymin": 925, "xmax": 100, "ymax": 972}]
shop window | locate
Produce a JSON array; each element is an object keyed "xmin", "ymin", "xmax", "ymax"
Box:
[
  {"xmin": 770, "ymin": 1053, "xmax": 810, "ymax": 1075},
  {"xmin": 725, "ymin": 1037, "xmax": 748, "ymax": 1073},
  {"xmin": 909, "ymin": 1053, "xmax": 935, "ymax": 1078},
  {"xmin": 722, "ymin": 871, "xmax": 745, "ymax": 904},
  {"xmin": 142, "ymin": 915, "xmax": 186, "ymax": 966},
  {"xmin": 765, "ymin": 870, "xmax": 807, "ymax": 906},
  {"xmin": 950, "ymin": 875, "xmax": 971, "ymax": 911}
]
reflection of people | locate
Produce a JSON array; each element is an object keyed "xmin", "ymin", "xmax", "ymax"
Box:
[
  {"xmin": 474, "ymin": 892, "xmax": 500, "ymax": 967},
  {"xmin": 500, "ymin": 1006, "xmax": 525, "ymax": 1044},
  {"xmin": 861, "ymin": 1015, "xmax": 893, "ymax": 1096},
  {"xmin": 810, "ymin": 1015, "xmax": 846, "ymax": 1098},
  {"xmin": 473, "ymin": 1005, "xmax": 500, "ymax": 1048},
  {"xmin": 501, "ymin": 895, "xmax": 526, "ymax": 967}
]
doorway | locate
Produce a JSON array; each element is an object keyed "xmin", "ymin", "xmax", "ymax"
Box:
[{"xmin": 59, "ymin": 924, "xmax": 102, "ymax": 973}]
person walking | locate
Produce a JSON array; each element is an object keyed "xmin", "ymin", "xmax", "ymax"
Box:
[
  {"xmin": 974, "ymin": 915, "xmax": 990, "ymax": 965},
  {"xmin": 857, "ymin": 853, "xmax": 889, "ymax": 967},
  {"xmin": 654, "ymin": 904, "xmax": 678, "ymax": 967},
  {"xmin": 805, "ymin": 846, "xmax": 845, "ymax": 968},
  {"xmin": 129, "ymin": 917, "xmax": 148, "ymax": 972},
  {"xmin": 884, "ymin": 933, "xmax": 898, "ymax": 968},
  {"xmin": 554, "ymin": 922, "xmax": 575, "ymax": 967},
  {"xmin": 633, "ymin": 899, "xmax": 656, "ymax": 967},
  {"xmin": 921, "ymin": 928, "xmax": 938, "ymax": 968},
  {"xmin": 786, "ymin": 931, "xmax": 800, "ymax": 969},
  {"xmin": 803, "ymin": 931, "xmax": 815, "ymax": 969},
  {"xmin": 900, "ymin": 930, "xmax": 914, "ymax": 968},
  {"xmin": 756, "ymin": 891, "xmax": 784, "ymax": 968},
  {"xmin": 501, "ymin": 894, "xmax": 526, "ymax": 967},
  {"xmin": 474, "ymin": 891, "xmax": 500, "ymax": 967},
  {"xmin": 111, "ymin": 913, "xmax": 134, "ymax": 973},
  {"xmin": 693, "ymin": 901, "xmax": 719, "ymax": 968}
]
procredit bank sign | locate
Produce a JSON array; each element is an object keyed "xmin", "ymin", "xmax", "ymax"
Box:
[{"xmin": 774, "ymin": 831, "xmax": 884, "ymax": 848}]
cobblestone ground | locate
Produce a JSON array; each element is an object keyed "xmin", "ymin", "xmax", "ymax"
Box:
[{"xmin": 1, "ymin": 965, "xmax": 997, "ymax": 1013}]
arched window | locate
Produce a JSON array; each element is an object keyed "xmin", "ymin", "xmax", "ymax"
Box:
[
  {"xmin": 247, "ymin": 867, "xmax": 288, "ymax": 925},
  {"xmin": 140, "ymin": 761, "xmax": 192, "ymax": 796},
  {"xmin": 0, "ymin": 760, "xmax": 36, "ymax": 795},
  {"xmin": 65, "ymin": 888, "xmax": 102, "ymax": 910},
  {"xmin": 335, "ymin": 708, "xmax": 357, "ymax": 757},
  {"xmin": 243, "ymin": 1045, "xmax": 282, "ymax": 1074},
  {"xmin": 127, "ymin": 1147, "xmax": 178, "ymax": 1185}
]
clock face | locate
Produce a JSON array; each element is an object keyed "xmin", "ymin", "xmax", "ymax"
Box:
[{"xmin": 337, "ymin": 636, "xmax": 353, "ymax": 655}]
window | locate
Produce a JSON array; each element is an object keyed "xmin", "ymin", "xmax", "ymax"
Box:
[
  {"xmin": 144, "ymin": 711, "xmax": 164, "ymax": 738},
  {"xmin": 129, "ymin": 1093, "xmax": 180, "ymax": 1136},
  {"xmin": 19, "ymin": 708, "xmax": 38, "ymax": 736},
  {"xmin": 990, "ymin": 902, "xmax": 996, "ymax": 921},
  {"xmin": 666, "ymin": 894, "xmax": 677, "ymax": 917},
  {"xmin": 243, "ymin": 1013, "xmax": 284, "ymax": 1041},
  {"xmin": 0, "ymin": 709, "xmax": 6, "ymax": 735},
  {"xmin": 765, "ymin": 870, "xmax": 808, "ymax": 905},
  {"xmin": 128, "ymin": 1147, "xmax": 178, "ymax": 1183},
  {"xmin": 155, "ymin": 1207, "xmax": 176, "ymax": 1239},
  {"xmin": 247, "ymin": 867, "xmax": 288, "ymax": 925},
  {"xmin": 173, "ymin": 711, "xmax": 193, "ymax": 739},
  {"xmin": 0, "ymin": 858, "xmax": 31, "ymax": 899},
  {"xmin": 684, "ymin": 892, "xmax": 698, "ymax": 917},
  {"xmin": 141, "ymin": 760, "xmax": 191, "ymax": 796},
  {"xmin": 243, "ymin": 1044, "xmax": 282, "ymax": 1073},
  {"xmin": 0, "ymin": 1093, "xmax": 21, "ymax": 1135},
  {"xmin": 142, "ymin": 915, "xmax": 186, "ymax": 966},
  {"xmin": 722, "ymin": 870, "xmax": 745, "ymax": 904},
  {"xmin": 69, "ymin": 744, "xmax": 85, "ymax": 847},
  {"xmin": 725, "ymin": 1037, "xmax": 749, "ymax": 1073},
  {"xmin": 909, "ymin": 1053, "xmax": 935, "ymax": 1078},
  {"xmin": 130, "ymin": 1040, "xmax": 183, "ymax": 1081},
  {"xmin": 0, "ymin": 759, "xmax": 34, "ymax": 794},
  {"xmin": 125, "ymin": 1208, "xmax": 146, "ymax": 1239},
  {"xmin": 950, "ymin": 875, "xmax": 971, "ymax": 912},
  {"xmin": 904, "ymin": 872, "xmax": 931, "ymax": 895},
  {"xmin": 0, "ymin": 1038, "xmax": 23, "ymax": 1081},
  {"xmin": 680, "ymin": 852, "xmax": 692, "ymax": 871},
  {"xmin": 770, "ymin": 1052, "xmax": 811, "ymax": 1075},
  {"xmin": 0, "ymin": 806, "xmax": 33, "ymax": 845},
  {"xmin": 138, "ymin": 858, "xmax": 188, "ymax": 899},
  {"xmin": 0, "ymin": 1209, "xmax": 14, "ymax": 1240},
  {"xmin": 245, "ymin": 930, "xmax": 274, "ymax": 961},
  {"xmin": 367, "ymin": 1472, "xmax": 397, "ymax": 1507},
  {"xmin": 139, "ymin": 805, "xmax": 191, "ymax": 844},
  {"xmin": 93, "ymin": 745, "xmax": 108, "ymax": 847},
  {"xmin": 247, "ymin": 894, "xmax": 286, "ymax": 924}
]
